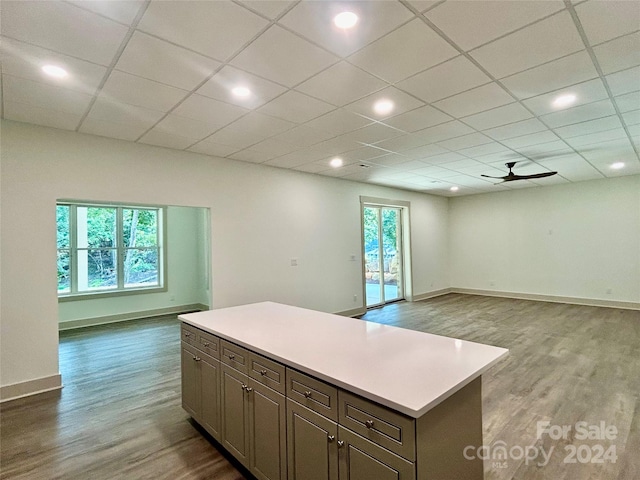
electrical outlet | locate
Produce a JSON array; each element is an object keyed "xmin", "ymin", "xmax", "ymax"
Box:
[
  {"xmin": 170, "ymin": 295, "xmax": 176, "ymax": 301},
  {"xmin": 606, "ymin": 288, "xmax": 613, "ymax": 295},
  {"xmin": 290, "ymin": 258, "xmax": 298, "ymax": 267},
  {"xmin": 353, "ymin": 294, "xmax": 357, "ymax": 302},
  {"xmin": 489, "ymin": 281, "xmax": 495, "ymax": 287}
]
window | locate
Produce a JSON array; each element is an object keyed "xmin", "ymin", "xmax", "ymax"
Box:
[{"xmin": 57, "ymin": 202, "xmax": 165, "ymax": 297}]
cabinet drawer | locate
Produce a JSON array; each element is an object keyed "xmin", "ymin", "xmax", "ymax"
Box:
[
  {"xmin": 181, "ymin": 323, "xmax": 198, "ymax": 346},
  {"xmin": 286, "ymin": 369, "xmax": 338, "ymax": 422},
  {"xmin": 221, "ymin": 340, "xmax": 249, "ymax": 374},
  {"xmin": 249, "ymin": 352, "xmax": 286, "ymax": 395},
  {"xmin": 197, "ymin": 330, "xmax": 220, "ymax": 359},
  {"xmin": 339, "ymin": 391, "xmax": 416, "ymax": 461}
]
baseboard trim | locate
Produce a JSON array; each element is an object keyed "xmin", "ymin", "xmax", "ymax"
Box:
[
  {"xmin": 335, "ymin": 307, "xmax": 367, "ymax": 318},
  {"xmin": 450, "ymin": 288, "xmax": 640, "ymax": 310},
  {"xmin": 412, "ymin": 288, "xmax": 453, "ymax": 302},
  {"xmin": 1, "ymin": 374, "xmax": 63, "ymax": 403},
  {"xmin": 58, "ymin": 303, "xmax": 209, "ymax": 331}
]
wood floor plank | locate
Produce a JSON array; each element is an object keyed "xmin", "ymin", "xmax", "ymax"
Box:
[{"xmin": 1, "ymin": 295, "xmax": 638, "ymax": 479}]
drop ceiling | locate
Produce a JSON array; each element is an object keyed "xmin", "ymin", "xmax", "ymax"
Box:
[{"xmin": 1, "ymin": 0, "xmax": 639, "ymax": 196}]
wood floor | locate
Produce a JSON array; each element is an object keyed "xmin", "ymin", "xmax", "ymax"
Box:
[{"xmin": 1, "ymin": 294, "xmax": 638, "ymax": 479}]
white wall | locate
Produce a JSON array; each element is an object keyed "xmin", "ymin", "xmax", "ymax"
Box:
[
  {"xmin": 57, "ymin": 206, "xmax": 210, "ymax": 325},
  {"xmin": 0, "ymin": 120, "xmax": 449, "ymax": 391},
  {"xmin": 449, "ymin": 176, "xmax": 640, "ymax": 304}
]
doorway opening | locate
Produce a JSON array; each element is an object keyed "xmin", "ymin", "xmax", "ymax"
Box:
[{"xmin": 362, "ymin": 204, "xmax": 405, "ymax": 308}]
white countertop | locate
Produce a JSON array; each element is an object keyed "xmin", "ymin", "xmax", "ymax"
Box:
[{"xmin": 179, "ymin": 302, "xmax": 508, "ymax": 418}]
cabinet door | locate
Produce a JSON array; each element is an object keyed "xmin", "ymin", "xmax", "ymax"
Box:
[
  {"xmin": 200, "ymin": 355, "xmax": 221, "ymax": 441},
  {"xmin": 287, "ymin": 399, "xmax": 338, "ymax": 480},
  {"xmin": 338, "ymin": 426, "xmax": 415, "ymax": 480},
  {"xmin": 249, "ymin": 380, "xmax": 287, "ymax": 480},
  {"xmin": 221, "ymin": 364, "xmax": 249, "ymax": 465},
  {"xmin": 181, "ymin": 343, "xmax": 200, "ymax": 419}
]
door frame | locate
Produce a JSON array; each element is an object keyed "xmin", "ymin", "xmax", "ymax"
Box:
[{"xmin": 359, "ymin": 196, "xmax": 412, "ymax": 309}]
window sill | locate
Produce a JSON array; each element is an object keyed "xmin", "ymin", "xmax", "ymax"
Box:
[{"xmin": 58, "ymin": 286, "xmax": 167, "ymax": 302}]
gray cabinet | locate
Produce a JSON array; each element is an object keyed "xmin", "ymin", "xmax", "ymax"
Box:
[
  {"xmin": 287, "ymin": 398, "xmax": 338, "ymax": 480},
  {"xmin": 249, "ymin": 379, "xmax": 287, "ymax": 480},
  {"xmin": 181, "ymin": 342, "xmax": 221, "ymax": 440},
  {"xmin": 221, "ymin": 363, "xmax": 250, "ymax": 464},
  {"xmin": 338, "ymin": 426, "xmax": 415, "ymax": 480}
]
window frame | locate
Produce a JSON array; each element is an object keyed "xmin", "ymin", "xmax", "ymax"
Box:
[{"xmin": 57, "ymin": 201, "xmax": 167, "ymax": 301}]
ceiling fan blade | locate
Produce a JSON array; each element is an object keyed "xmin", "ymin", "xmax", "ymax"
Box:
[
  {"xmin": 518, "ymin": 171, "xmax": 558, "ymax": 180},
  {"xmin": 481, "ymin": 174, "xmax": 507, "ymax": 179}
]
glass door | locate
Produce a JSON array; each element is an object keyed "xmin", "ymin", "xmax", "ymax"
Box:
[{"xmin": 363, "ymin": 206, "xmax": 403, "ymax": 307}]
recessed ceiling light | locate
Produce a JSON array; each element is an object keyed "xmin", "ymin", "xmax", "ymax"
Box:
[
  {"xmin": 231, "ymin": 86, "xmax": 251, "ymax": 97},
  {"xmin": 373, "ymin": 99, "xmax": 394, "ymax": 116},
  {"xmin": 333, "ymin": 11, "xmax": 358, "ymax": 29},
  {"xmin": 42, "ymin": 65, "xmax": 68, "ymax": 78},
  {"xmin": 450, "ymin": 186, "xmax": 459, "ymax": 192},
  {"xmin": 330, "ymin": 157, "xmax": 343, "ymax": 168},
  {"xmin": 552, "ymin": 93, "xmax": 577, "ymax": 108},
  {"xmin": 611, "ymin": 162, "xmax": 625, "ymax": 170}
]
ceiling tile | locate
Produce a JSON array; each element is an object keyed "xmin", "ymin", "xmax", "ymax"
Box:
[
  {"xmin": 405, "ymin": 1, "xmax": 442, "ymax": 13},
  {"xmin": 396, "ymin": 55, "xmax": 491, "ymax": 103},
  {"xmin": 437, "ymin": 133, "xmax": 493, "ymax": 151},
  {"xmin": 243, "ymin": 137, "xmax": 301, "ymax": 157},
  {"xmin": 502, "ymin": 130, "xmax": 559, "ymax": 149},
  {"xmin": 264, "ymin": 153, "xmax": 310, "ymax": 169},
  {"xmin": 153, "ymin": 113, "xmax": 222, "ymax": 140},
  {"xmin": 231, "ymin": 25, "xmax": 338, "ymax": 87},
  {"xmin": 172, "ymin": 94, "xmax": 248, "ymax": 127},
  {"xmin": 412, "ymin": 120, "xmax": 476, "ymax": 144},
  {"xmin": 345, "ymin": 87, "xmax": 425, "ymax": 121},
  {"xmin": 115, "ymin": 32, "xmax": 221, "ymax": 91},
  {"xmin": 68, "ymin": 0, "xmax": 145, "ymax": 25},
  {"xmin": 575, "ymin": 0, "xmax": 640, "ymax": 46},
  {"xmin": 1, "ymin": 1, "xmax": 129, "ymax": 65},
  {"xmin": 258, "ymin": 90, "xmax": 335, "ymax": 123},
  {"xmin": 227, "ymin": 149, "xmax": 273, "ymax": 163},
  {"xmin": 540, "ymin": 99, "xmax": 616, "ymax": 128},
  {"xmin": 469, "ymin": 11, "xmax": 584, "ymax": 79},
  {"xmin": 514, "ymin": 140, "xmax": 573, "ymax": 160},
  {"xmin": 294, "ymin": 162, "xmax": 331, "ymax": 174},
  {"xmin": 593, "ymin": 32, "xmax": 640, "ymax": 75},
  {"xmin": 2, "ymin": 74, "xmax": 93, "ymax": 115},
  {"xmin": 553, "ymin": 115, "xmax": 624, "ymax": 139},
  {"xmin": 423, "ymin": 152, "xmax": 468, "ymax": 165},
  {"xmin": 79, "ymin": 116, "xmax": 149, "ymax": 141},
  {"xmin": 536, "ymin": 155, "xmax": 603, "ymax": 181},
  {"xmin": 338, "ymin": 123, "xmax": 404, "ymax": 145},
  {"xmin": 368, "ymin": 154, "xmax": 414, "ymax": 167},
  {"xmin": 425, "ymin": 0, "xmax": 564, "ymax": 51},
  {"xmin": 622, "ymin": 109, "xmax": 640, "ymax": 127},
  {"xmin": 205, "ymin": 112, "xmax": 296, "ymax": 149},
  {"xmin": 139, "ymin": 129, "xmax": 196, "ymax": 150},
  {"xmin": 83, "ymin": 97, "xmax": 165, "ymax": 131},
  {"xmin": 277, "ymin": 1, "xmax": 413, "ymax": 57},
  {"xmin": 382, "ymin": 106, "xmax": 452, "ymax": 133},
  {"xmin": 3, "ymin": 100, "xmax": 81, "ymax": 131},
  {"xmin": 271, "ymin": 124, "xmax": 336, "ymax": 148},
  {"xmin": 398, "ymin": 143, "xmax": 450, "ymax": 159},
  {"xmin": 457, "ymin": 141, "xmax": 510, "ymax": 159},
  {"xmin": 522, "ymin": 78, "xmax": 609, "ymax": 115},
  {"xmin": 462, "ymin": 103, "xmax": 533, "ymax": 130},
  {"xmin": 304, "ymin": 109, "xmax": 372, "ymax": 136},
  {"xmin": 196, "ymin": 66, "xmax": 287, "ymax": 109},
  {"xmin": 501, "ymin": 50, "xmax": 598, "ymax": 99},
  {"xmin": 0, "ymin": 38, "xmax": 107, "ymax": 95},
  {"xmin": 606, "ymin": 66, "xmax": 640, "ymax": 96},
  {"xmin": 615, "ymin": 91, "xmax": 640, "ymax": 113},
  {"xmin": 483, "ymin": 118, "xmax": 548, "ymax": 140},
  {"xmin": 564, "ymin": 128, "xmax": 629, "ymax": 148},
  {"xmin": 99, "ymin": 70, "xmax": 187, "ymax": 111},
  {"xmin": 188, "ymin": 138, "xmax": 240, "ymax": 158},
  {"xmin": 295, "ymin": 61, "xmax": 387, "ymax": 106},
  {"xmin": 138, "ymin": 0, "xmax": 268, "ymax": 61},
  {"xmin": 433, "ymin": 82, "xmax": 514, "ymax": 118},
  {"xmin": 238, "ymin": 1, "xmax": 296, "ymax": 20},
  {"xmin": 348, "ymin": 19, "xmax": 458, "ymax": 83},
  {"xmin": 372, "ymin": 134, "xmax": 437, "ymax": 154}
]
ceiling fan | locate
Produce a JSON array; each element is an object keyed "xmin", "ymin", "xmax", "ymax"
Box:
[{"xmin": 482, "ymin": 161, "xmax": 558, "ymax": 183}]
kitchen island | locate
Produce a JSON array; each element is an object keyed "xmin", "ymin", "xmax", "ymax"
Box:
[{"xmin": 179, "ymin": 301, "xmax": 508, "ymax": 480}]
